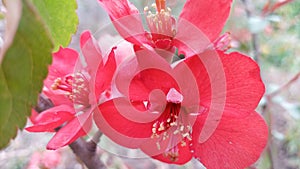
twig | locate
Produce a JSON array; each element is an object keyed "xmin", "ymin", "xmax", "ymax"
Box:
[
  {"xmin": 262, "ymin": 0, "xmax": 295, "ymax": 15},
  {"xmin": 69, "ymin": 132, "xmax": 106, "ymax": 169},
  {"xmin": 241, "ymin": 0, "xmax": 261, "ymax": 63},
  {"xmin": 267, "ymin": 72, "xmax": 300, "ymax": 98}
]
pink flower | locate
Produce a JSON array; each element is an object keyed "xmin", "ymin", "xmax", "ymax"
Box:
[
  {"xmin": 94, "ymin": 1, "xmax": 268, "ymax": 168},
  {"xmin": 26, "ymin": 31, "xmax": 117, "ymax": 150},
  {"xmin": 98, "ymin": 0, "xmax": 233, "ymax": 57},
  {"xmin": 94, "ymin": 48, "xmax": 268, "ymax": 168}
]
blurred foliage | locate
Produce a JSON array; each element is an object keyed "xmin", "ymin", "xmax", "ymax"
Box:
[{"xmin": 260, "ymin": 1, "xmax": 300, "ymax": 71}]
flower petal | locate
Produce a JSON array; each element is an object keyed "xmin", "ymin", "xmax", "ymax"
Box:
[
  {"xmin": 129, "ymin": 69, "xmax": 178, "ymax": 101},
  {"xmin": 42, "ymin": 88, "xmax": 72, "ymax": 106},
  {"xmin": 98, "ymin": 0, "xmax": 150, "ymax": 46},
  {"xmin": 97, "ymin": 98, "xmax": 154, "ymax": 137},
  {"xmin": 184, "ymin": 51, "xmax": 264, "ymax": 113},
  {"xmin": 46, "ymin": 110, "xmax": 93, "ymax": 150},
  {"xmin": 95, "ymin": 98, "xmax": 158, "ymax": 148},
  {"xmin": 191, "ymin": 111, "xmax": 268, "ymax": 169},
  {"xmin": 115, "ymin": 48, "xmax": 175, "ymax": 101},
  {"xmin": 44, "ymin": 47, "xmax": 78, "ymax": 87},
  {"xmin": 95, "ymin": 47, "xmax": 116, "ymax": 100},
  {"xmin": 26, "ymin": 105, "xmax": 75, "ymax": 132},
  {"xmin": 80, "ymin": 31, "xmax": 103, "ymax": 71},
  {"xmin": 184, "ymin": 51, "xmax": 264, "ymax": 142},
  {"xmin": 151, "ymin": 140, "xmax": 193, "ymax": 165},
  {"xmin": 220, "ymin": 51, "xmax": 265, "ymax": 112},
  {"xmin": 43, "ymin": 47, "xmax": 78, "ymax": 105},
  {"xmin": 178, "ymin": 0, "xmax": 232, "ymax": 43},
  {"xmin": 174, "ymin": 0, "xmax": 232, "ymax": 57}
]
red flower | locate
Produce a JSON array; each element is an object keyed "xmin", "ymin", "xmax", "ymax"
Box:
[
  {"xmin": 95, "ymin": 48, "xmax": 268, "ymax": 168},
  {"xmin": 98, "ymin": 0, "xmax": 233, "ymax": 57},
  {"xmin": 26, "ymin": 31, "xmax": 117, "ymax": 150},
  {"xmin": 94, "ymin": 1, "xmax": 268, "ymax": 168}
]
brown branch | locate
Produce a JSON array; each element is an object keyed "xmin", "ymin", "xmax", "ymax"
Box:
[
  {"xmin": 266, "ymin": 0, "xmax": 295, "ymax": 15},
  {"xmin": 267, "ymin": 72, "xmax": 300, "ymax": 98},
  {"xmin": 69, "ymin": 131, "xmax": 106, "ymax": 169},
  {"xmin": 241, "ymin": 0, "xmax": 261, "ymax": 63}
]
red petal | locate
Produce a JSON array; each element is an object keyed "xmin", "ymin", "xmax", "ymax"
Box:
[
  {"xmin": 26, "ymin": 105, "xmax": 75, "ymax": 132},
  {"xmin": 43, "ymin": 47, "xmax": 78, "ymax": 105},
  {"xmin": 150, "ymin": 140, "xmax": 193, "ymax": 165},
  {"xmin": 184, "ymin": 51, "xmax": 264, "ymax": 142},
  {"xmin": 42, "ymin": 88, "xmax": 72, "ymax": 106},
  {"xmin": 95, "ymin": 98, "xmax": 157, "ymax": 148},
  {"xmin": 220, "ymin": 52, "xmax": 265, "ymax": 112},
  {"xmin": 113, "ymin": 40, "xmax": 135, "ymax": 65},
  {"xmin": 46, "ymin": 110, "xmax": 93, "ymax": 150},
  {"xmin": 44, "ymin": 47, "xmax": 78, "ymax": 88},
  {"xmin": 98, "ymin": 0, "xmax": 150, "ymax": 46},
  {"xmin": 174, "ymin": 0, "xmax": 232, "ymax": 57},
  {"xmin": 184, "ymin": 51, "xmax": 265, "ymax": 113},
  {"xmin": 29, "ymin": 109, "xmax": 39, "ymax": 124},
  {"xmin": 95, "ymin": 48, "xmax": 116, "ymax": 99},
  {"xmin": 178, "ymin": 0, "xmax": 232, "ymax": 43},
  {"xmin": 80, "ymin": 31, "xmax": 103, "ymax": 71},
  {"xmin": 97, "ymin": 98, "xmax": 155, "ymax": 137},
  {"xmin": 191, "ymin": 111, "xmax": 268, "ymax": 169},
  {"xmin": 183, "ymin": 51, "xmax": 215, "ymax": 107},
  {"xmin": 129, "ymin": 69, "xmax": 178, "ymax": 101},
  {"xmin": 115, "ymin": 48, "xmax": 175, "ymax": 101}
]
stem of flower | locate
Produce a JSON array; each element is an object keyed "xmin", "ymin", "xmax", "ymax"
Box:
[{"xmin": 69, "ymin": 133, "xmax": 106, "ymax": 169}]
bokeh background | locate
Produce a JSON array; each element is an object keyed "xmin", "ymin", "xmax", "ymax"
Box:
[{"xmin": 0, "ymin": 0, "xmax": 299, "ymax": 168}]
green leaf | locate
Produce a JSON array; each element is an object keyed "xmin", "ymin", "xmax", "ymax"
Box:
[
  {"xmin": 31, "ymin": 0, "xmax": 78, "ymax": 51},
  {"xmin": 0, "ymin": 0, "xmax": 53, "ymax": 148}
]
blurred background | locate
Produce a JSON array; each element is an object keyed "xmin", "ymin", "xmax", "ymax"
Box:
[{"xmin": 0, "ymin": 0, "xmax": 299, "ymax": 168}]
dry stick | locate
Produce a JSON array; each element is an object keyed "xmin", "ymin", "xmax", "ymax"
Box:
[
  {"xmin": 267, "ymin": 72, "xmax": 300, "ymax": 99},
  {"xmin": 36, "ymin": 95, "xmax": 106, "ymax": 169},
  {"xmin": 69, "ymin": 131, "xmax": 106, "ymax": 169},
  {"xmin": 241, "ymin": 0, "xmax": 261, "ymax": 63}
]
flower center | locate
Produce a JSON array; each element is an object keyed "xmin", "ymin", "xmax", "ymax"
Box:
[
  {"xmin": 144, "ymin": 1, "xmax": 176, "ymax": 49},
  {"xmin": 51, "ymin": 72, "xmax": 90, "ymax": 106},
  {"xmin": 151, "ymin": 88, "xmax": 192, "ymax": 161}
]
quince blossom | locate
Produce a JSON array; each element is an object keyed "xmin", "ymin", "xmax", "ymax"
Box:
[{"xmin": 26, "ymin": 31, "xmax": 116, "ymax": 150}]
